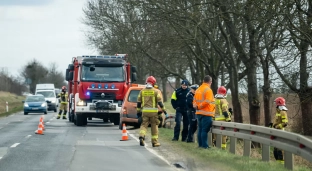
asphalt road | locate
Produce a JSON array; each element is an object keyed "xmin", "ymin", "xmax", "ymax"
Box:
[{"xmin": 0, "ymin": 111, "xmax": 177, "ymax": 171}]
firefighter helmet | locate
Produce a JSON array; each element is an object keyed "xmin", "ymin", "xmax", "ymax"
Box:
[
  {"xmin": 274, "ymin": 97, "xmax": 286, "ymax": 106},
  {"xmin": 146, "ymin": 76, "xmax": 156, "ymax": 86},
  {"xmin": 217, "ymin": 86, "xmax": 227, "ymax": 96},
  {"xmin": 62, "ymin": 86, "xmax": 67, "ymax": 90}
]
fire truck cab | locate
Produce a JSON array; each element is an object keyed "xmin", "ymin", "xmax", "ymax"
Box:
[{"xmin": 65, "ymin": 54, "xmax": 137, "ymax": 126}]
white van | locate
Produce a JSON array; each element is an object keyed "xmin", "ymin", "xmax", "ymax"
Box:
[{"xmin": 35, "ymin": 84, "xmax": 58, "ymax": 112}]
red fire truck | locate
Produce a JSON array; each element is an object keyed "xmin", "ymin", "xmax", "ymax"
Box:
[{"xmin": 65, "ymin": 54, "xmax": 137, "ymax": 126}]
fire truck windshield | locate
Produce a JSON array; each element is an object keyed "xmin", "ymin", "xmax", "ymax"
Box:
[{"xmin": 81, "ymin": 65, "xmax": 125, "ymax": 82}]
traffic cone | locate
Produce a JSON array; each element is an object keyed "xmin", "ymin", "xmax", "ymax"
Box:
[
  {"xmin": 120, "ymin": 123, "xmax": 128, "ymax": 141},
  {"xmin": 35, "ymin": 122, "xmax": 44, "ymax": 135},
  {"xmin": 39, "ymin": 116, "xmax": 45, "ymax": 130}
]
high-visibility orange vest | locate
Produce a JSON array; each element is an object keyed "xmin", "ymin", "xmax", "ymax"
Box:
[{"xmin": 193, "ymin": 83, "xmax": 215, "ymax": 117}]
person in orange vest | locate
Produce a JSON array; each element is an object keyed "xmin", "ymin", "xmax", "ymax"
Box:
[
  {"xmin": 212, "ymin": 86, "xmax": 232, "ymax": 149},
  {"xmin": 271, "ymin": 97, "xmax": 288, "ymax": 164},
  {"xmin": 193, "ymin": 75, "xmax": 215, "ymax": 149}
]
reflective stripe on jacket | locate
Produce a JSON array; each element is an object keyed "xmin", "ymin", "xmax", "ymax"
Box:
[
  {"xmin": 273, "ymin": 110, "xmax": 288, "ymax": 130},
  {"xmin": 60, "ymin": 92, "xmax": 68, "ymax": 104},
  {"xmin": 137, "ymin": 88, "xmax": 162, "ymax": 113},
  {"xmin": 214, "ymin": 98, "xmax": 231, "ymax": 121},
  {"xmin": 193, "ymin": 83, "xmax": 215, "ymax": 117}
]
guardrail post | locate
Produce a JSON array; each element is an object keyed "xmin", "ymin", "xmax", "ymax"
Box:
[
  {"xmin": 261, "ymin": 144, "xmax": 270, "ymax": 161},
  {"xmin": 284, "ymin": 151, "xmax": 294, "ymax": 170},
  {"xmin": 216, "ymin": 134, "xmax": 222, "ymax": 148},
  {"xmin": 243, "ymin": 140, "xmax": 251, "ymax": 157},
  {"xmin": 230, "ymin": 136, "xmax": 236, "ymax": 154}
]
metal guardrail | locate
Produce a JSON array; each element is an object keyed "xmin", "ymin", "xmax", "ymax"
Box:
[{"xmin": 210, "ymin": 121, "xmax": 312, "ymax": 170}]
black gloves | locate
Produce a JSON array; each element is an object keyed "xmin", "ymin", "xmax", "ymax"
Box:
[
  {"xmin": 223, "ymin": 111, "xmax": 229, "ymax": 118},
  {"xmin": 268, "ymin": 123, "xmax": 273, "ymax": 128},
  {"xmin": 229, "ymin": 108, "xmax": 233, "ymax": 115},
  {"xmin": 138, "ymin": 116, "xmax": 142, "ymax": 125},
  {"xmin": 137, "ymin": 112, "xmax": 142, "ymax": 118}
]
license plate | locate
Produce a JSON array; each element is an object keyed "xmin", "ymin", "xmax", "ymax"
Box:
[
  {"xmin": 32, "ymin": 108, "xmax": 38, "ymax": 110},
  {"xmin": 96, "ymin": 110, "xmax": 109, "ymax": 113}
]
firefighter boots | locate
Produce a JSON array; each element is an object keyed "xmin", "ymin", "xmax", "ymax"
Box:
[
  {"xmin": 139, "ymin": 136, "xmax": 145, "ymax": 146},
  {"xmin": 152, "ymin": 138, "xmax": 160, "ymax": 147},
  {"xmin": 63, "ymin": 111, "xmax": 67, "ymax": 119}
]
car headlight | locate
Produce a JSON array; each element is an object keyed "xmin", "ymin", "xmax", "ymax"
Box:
[
  {"xmin": 24, "ymin": 103, "xmax": 29, "ymax": 107},
  {"xmin": 51, "ymin": 100, "xmax": 56, "ymax": 103},
  {"xmin": 77, "ymin": 100, "xmax": 86, "ymax": 106},
  {"xmin": 41, "ymin": 103, "xmax": 46, "ymax": 107}
]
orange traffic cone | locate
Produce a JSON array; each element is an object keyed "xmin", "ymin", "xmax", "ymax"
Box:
[
  {"xmin": 35, "ymin": 122, "xmax": 44, "ymax": 135},
  {"xmin": 39, "ymin": 116, "xmax": 45, "ymax": 130},
  {"xmin": 120, "ymin": 123, "xmax": 128, "ymax": 141}
]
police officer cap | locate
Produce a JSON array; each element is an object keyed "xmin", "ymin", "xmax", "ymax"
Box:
[
  {"xmin": 190, "ymin": 84, "xmax": 199, "ymax": 90},
  {"xmin": 181, "ymin": 80, "xmax": 189, "ymax": 86}
]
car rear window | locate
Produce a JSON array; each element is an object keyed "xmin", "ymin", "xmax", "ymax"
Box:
[
  {"xmin": 26, "ymin": 96, "xmax": 45, "ymax": 102},
  {"xmin": 128, "ymin": 90, "xmax": 140, "ymax": 102}
]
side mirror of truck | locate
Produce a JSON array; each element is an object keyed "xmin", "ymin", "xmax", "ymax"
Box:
[
  {"xmin": 69, "ymin": 71, "xmax": 74, "ymax": 80},
  {"xmin": 131, "ymin": 66, "xmax": 137, "ymax": 73},
  {"xmin": 68, "ymin": 64, "xmax": 74, "ymax": 70},
  {"xmin": 132, "ymin": 73, "xmax": 137, "ymax": 82},
  {"xmin": 65, "ymin": 69, "xmax": 70, "ymax": 81}
]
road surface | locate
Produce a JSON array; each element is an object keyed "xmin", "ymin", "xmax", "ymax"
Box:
[{"xmin": 0, "ymin": 111, "xmax": 177, "ymax": 171}]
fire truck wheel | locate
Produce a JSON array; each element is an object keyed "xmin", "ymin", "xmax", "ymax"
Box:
[
  {"xmin": 83, "ymin": 115, "xmax": 87, "ymax": 125},
  {"xmin": 76, "ymin": 114, "xmax": 84, "ymax": 126},
  {"xmin": 69, "ymin": 114, "xmax": 72, "ymax": 122}
]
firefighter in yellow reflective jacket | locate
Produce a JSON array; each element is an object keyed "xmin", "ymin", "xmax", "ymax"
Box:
[
  {"xmin": 57, "ymin": 86, "xmax": 68, "ymax": 119},
  {"xmin": 212, "ymin": 86, "xmax": 231, "ymax": 149},
  {"xmin": 271, "ymin": 97, "xmax": 289, "ymax": 164},
  {"xmin": 137, "ymin": 76, "xmax": 166, "ymax": 147}
]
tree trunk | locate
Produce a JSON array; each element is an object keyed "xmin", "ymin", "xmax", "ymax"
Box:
[
  {"xmin": 262, "ymin": 60, "xmax": 272, "ymax": 126},
  {"xmin": 299, "ymin": 93, "xmax": 312, "ymax": 135},
  {"xmin": 229, "ymin": 66, "xmax": 243, "ymax": 123},
  {"xmin": 161, "ymin": 77, "xmax": 167, "ymax": 102},
  {"xmin": 247, "ymin": 66, "xmax": 260, "ymax": 125}
]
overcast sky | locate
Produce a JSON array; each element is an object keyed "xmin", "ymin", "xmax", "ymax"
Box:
[{"xmin": 0, "ymin": 0, "xmax": 97, "ymax": 78}]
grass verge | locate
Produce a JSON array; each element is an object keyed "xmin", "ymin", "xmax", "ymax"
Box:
[
  {"xmin": 158, "ymin": 128, "xmax": 310, "ymax": 171},
  {"xmin": 0, "ymin": 105, "xmax": 23, "ymax": 118},
  {"xmin": 0, "ymin": 91, "xmax": 25, "ymax": 117}
]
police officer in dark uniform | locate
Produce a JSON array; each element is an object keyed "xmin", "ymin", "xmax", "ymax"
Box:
[
  {"xmin": 171, "ymin": 80, "xmax": 190, "ymax": 141},
  {"xmin": 186, "ymin": 84, "xmax": 199, "ymax": 143}
]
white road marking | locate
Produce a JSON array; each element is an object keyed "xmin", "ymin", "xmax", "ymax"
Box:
[
  {"xmin": 46, "ymin": 122, "xmax": 50, "ymax": 124},
  {"xmin": 0, "ymin": 157, "xmax": 2, "ymax": 160},
  {"xmin": 25, "ymin": 135, "xmax": 32, "ymax": 138},
  {"xmin": 10, "ymin": 143, "xmax": 20, "ymax": 148},
  {"xmin": 128, "ymin": 133, "xmax": 171, "ymax": 166}
]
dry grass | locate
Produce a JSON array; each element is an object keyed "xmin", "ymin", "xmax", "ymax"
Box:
[{"xmin": 0, "ymin": 91, "xmax": 25, "ymax": 114}]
